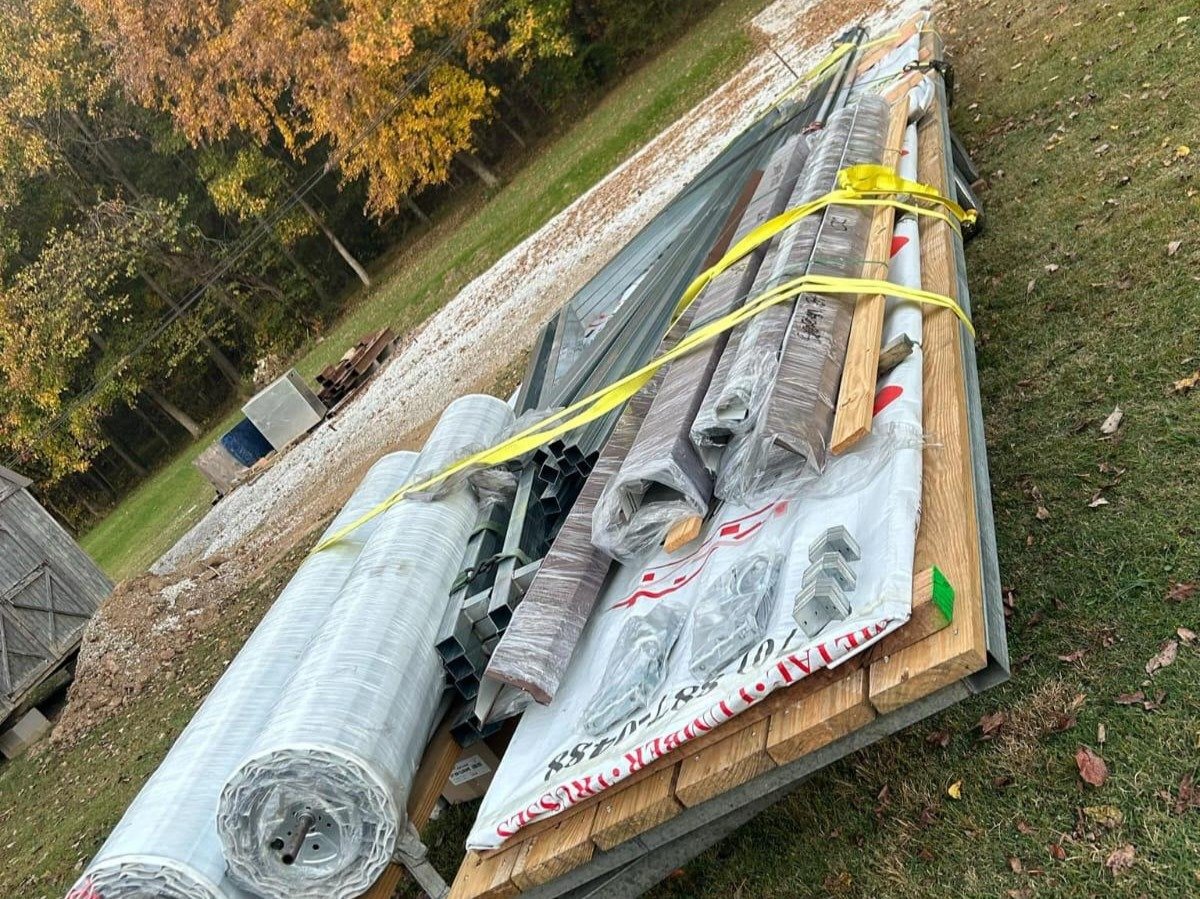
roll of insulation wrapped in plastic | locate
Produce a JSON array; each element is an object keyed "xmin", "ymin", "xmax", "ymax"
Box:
[
  {"xmin": 68, "ymin": 450, "xmax": 420, "ymax": 899},
  {"xmin": 217, "ymin": 394, "xmax": 514, "ymax": 899}
]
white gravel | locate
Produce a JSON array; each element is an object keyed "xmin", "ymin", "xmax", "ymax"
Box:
[{"xmin": 155, "ymin": 0, "xmax": 928, "ymax": 575}]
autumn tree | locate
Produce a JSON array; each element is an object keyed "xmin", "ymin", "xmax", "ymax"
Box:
[{"xmin": 80, "ymin": 0, "xmax": 573, "ymax": 216}]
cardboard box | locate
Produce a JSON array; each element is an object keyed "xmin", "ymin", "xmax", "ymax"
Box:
[{"xmin": 442, "ymin": 742, "xmax": 500, "ymax": 805}]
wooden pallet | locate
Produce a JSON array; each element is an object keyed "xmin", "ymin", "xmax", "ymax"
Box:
[{"xmin": 355, "ymin": 24, "xmax": 988, "ymax": 899}]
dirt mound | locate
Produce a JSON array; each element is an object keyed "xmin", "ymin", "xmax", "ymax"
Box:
[{"xmin": 48, "ymin": 554, "xmax": 246, "ymax": 750}]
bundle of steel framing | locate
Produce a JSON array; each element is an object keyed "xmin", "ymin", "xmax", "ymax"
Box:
[
  {"xmin": 437, "ymin": 27, "xmax": 877, "ymax": 730},
  {"xmin": 74, "ymin": 17, "xmax": 999, "ymax": 899}
]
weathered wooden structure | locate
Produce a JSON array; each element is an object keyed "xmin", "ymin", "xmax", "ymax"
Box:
[{"xmin": 0, "ymin": 464, "xmax": 111, "ymax": 721}]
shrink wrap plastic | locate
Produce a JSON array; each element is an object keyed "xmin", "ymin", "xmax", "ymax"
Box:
[
  {"xmin": 217, "ymin": 395, "xmax": 513, "ymax": 899},
  {"xmin": 484, "ymin": 315, "xmax": 694, "ymax": 705},
  {"xmin": 68, "ymin": 450, "xmax": 419, "ymax": 899},
  {"xmin": 591, "ymin": 136, "xmax": 811, "ymax": 561},
  {"xmin": 717, "ymin": 97, "xmax": 890, "ymax": 502},
  {"xmin": 691, "ymin": 136, "xmax": 811, "ymax": 452},
  {"xmin": 467, "ymin": 119, "xmax": 927, "ymax": 852}
]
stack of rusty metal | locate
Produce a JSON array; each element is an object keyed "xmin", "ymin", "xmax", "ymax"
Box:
[{"xmin": 315, "ymin": 327, "xmax": 399, "ymax": 409}]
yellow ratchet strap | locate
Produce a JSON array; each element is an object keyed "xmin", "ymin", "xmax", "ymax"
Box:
[
  {"xmin": 313, "ymin": 171, "xmax": 972, "ymax": 553},
  {"xmin": 671, "ymin": 164, "xmax": 974, "ymax": 320}
]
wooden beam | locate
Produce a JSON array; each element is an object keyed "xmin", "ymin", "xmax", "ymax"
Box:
[
  {"xmin": 766, "ymin": 668, "xmax": 874, "ymax": 765},
  {"xmin": 829, "ymin": 89, "xmax": 911, "ymax": 455},
  {"xmin": 509, "ymin": 805, "xmax": 598, "ymax": 891},
  {"xmin": 449, "ymin": 849, "xmax": 523, "ymax": 899},
  {"xmin": 867, "ymin": 32, "xmax": 988, "ymax": 715},
  {"xmin": 861, "ymin": 567, "xmax": 953, "ymax": 666},
  {"xmin": 675, "ymin": 719, "xmax": 773, "ymax": 808},
  {"xmin": 591, "ymin": 767, "xmax": 682, "ymax": 851},
  {"xmin": 409, "ymin": 721, "xmax": 462, "ymax": 828},
  {"xmin": 663, "ymin": 515, "xmax": 703, "ymax": 553},
  {"xmin": 475, "ymin": 660, "xmax": 863, "ymax": 859}
]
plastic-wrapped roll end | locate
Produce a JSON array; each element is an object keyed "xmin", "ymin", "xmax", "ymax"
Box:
[
  {"xmin": 217, "ymin": 748, "xmax": 398, "ymax": 899},
  {"xmin": 69, "ymin": 858, "xmax": 229, "ymax": 899}
]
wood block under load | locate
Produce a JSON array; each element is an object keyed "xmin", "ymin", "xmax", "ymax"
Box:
[
  {"xmin": 591, "ymin": 766, "xmax": 683, "ymax": 851},
  {"xmin": 868, "ymin": 32, "xmax": 987, "ymax": 716},
  {"xmin": 510, "ymin": 804, "xmax": 599, "ymax": 890},
  {"xmin": 675, "ymin": 719, "xmax": 774, "ymax": 808},
  {"xmin": 766, "ymin": 668, "xmax": 874, "ymax": 765},
  {"xmin": 449, "ymin": 849, "xmax": 523, "ymax": 899},
  {"xmin": 862, "ymin": 567, "xmax": 953, "ymax": 666}
]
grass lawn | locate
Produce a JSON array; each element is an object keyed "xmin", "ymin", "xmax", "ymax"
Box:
[
  {"xmin": 80, "ymin": 0, "xmax": 769, "ymax": 582},
  {"xmin": 13, "ymin": 1, "xmax": 1200, "ymax": 897}
]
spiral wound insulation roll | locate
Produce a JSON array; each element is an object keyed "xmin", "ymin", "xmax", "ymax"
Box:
[
  {"xmin": 69, "ymin": 450, "xmax": 419, "ymax": 899},
  {"xmin": 217, "ymin": 394, "xmax": 514, "ymax": 899}
]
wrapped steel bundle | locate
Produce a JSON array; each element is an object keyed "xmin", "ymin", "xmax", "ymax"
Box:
[
  {"xmin": 217, "ymin": 395, "xmax": 513, "ymax": 899},
  {"xmin": 484, "ymin": 313, "xmax": 693, "ymax": 705},
  {"xmin": 718, "ymin": 97, "xmax": 890, "ymax": 501},
  {"xmin": 68, "ymin": 450, "xmax": 419, "ymax": 899},
  {"xmin": 590, "ymin": 136, "xmax": 812, "ymax": 561},
  {"xmin": 691, "ymin": 135, "xmax": 811, "ymax": 455},
  {"xmin": 715, "ymin": 100, "xmax": 887, "ymax": 438}
]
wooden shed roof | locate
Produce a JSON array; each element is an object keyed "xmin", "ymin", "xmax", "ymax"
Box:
[{"xmin": 0, "ymin": 463, "xmax": 33, "ymax": 500}]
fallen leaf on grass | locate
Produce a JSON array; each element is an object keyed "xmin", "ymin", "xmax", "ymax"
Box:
[
  {"xmin": 1178, "ymin": 626, "xmax": 1196, "ymax": 644},
  {"xmin": 1166, "ymin": 581, "xmax": 1197, "ymax": 602},
  {"xmin": 1088, "ymin": 493, "xmax": 1109, "ymax": 508},
  {"xmin": 1105, "ymin": 843, "xmax": 1136, "ymax": 875},
  {"xmin": 1035, "ymin": 505, "xmax": 1051, "ymax": 520},
  {"xmin": 1026, "ymin": 278, "xmax": 1036, "ymax": 294},
  {"xmin": 1099, "ymin": 406, "xmax": 1124, "ymax": 435},
  {"xmin": 1047, "ymin": 712, "xmax": 1078, "ymax": 734},
  {"xmin": 993, "ymin": 775, "xmax": 1015, "ymax": 789},
  {"xmin": 926, "ymin": 729, "xmax": 951, "ymax": 748},
  {"xmin": 1076, "ymin": 746, "xmax": 1109, "ymax": 786},
  {"xmin": 1058, "ymin": 648, "xmax": 1086, "ymax": 663},
  {"xmin": 1171, "ymin": 371, "xmax": 1200, "ymax": 393},
  {"xmin": 1045, "ymin": 263, "xmax": 1060, "ymax": 272},
  {"xmin": 979, "ymin": 710, "xmax": 1007, "ymax": 737},
  {"xmin": 1008, "ymin": 856, "xmax": 1024, "ymax": 874},
  {"xmin": 1084, "ymin": 804, "xmax": 1124, "ymax": 828},
  {"xmin": 1097, "ymin": 722, "xmax": 1106, "ymax": 744},
  {"xmin": 1049, "ymin": 843, "xmax": 1067, "ymax": 861},
  {"xmin": 1171, "ymin": 774, "xmax": 1200, "ymax": 815},
  {"xmin": 1168, "ymin": 239, "xmax": 1183, "ymax": 256},
  {"xmin": 948, "ymin": 780, "xmax": 962, "ymax": 800},
  {"xmin": 1145, "ymin": 639, "xmax": 1179, "ymax": 675}
]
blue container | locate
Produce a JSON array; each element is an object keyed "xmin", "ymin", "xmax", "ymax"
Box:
[{"xmin": 220, "ymin": 418, "xmax": 274, "ymax": 467}]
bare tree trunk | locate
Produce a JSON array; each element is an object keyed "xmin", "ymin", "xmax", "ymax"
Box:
[
  {"xmin": 138, "ymin": 266, "xmax": 243, "ymax": 390},
  {"xmin": 455, "ymin": 151, "xmax": 500, "ymax": 188},
  {"xmin": 500, "ymin": 94, "xmax": 536, "ymax": 135},
  {"xmin": 294, "ymin": 194, "xmax": 372, "ymax": 288},
  {"xmin": 143, "ymin": 385, "xmax": 204, "ymax": 439},
  {"xmin": 74, "ymin": 479, "xmax": 105, "ymax": 517},
  {"xmin": 405, "ymin": 196, "xmax": 432, "ymax": 227},
  {"xmin": 497, "ymin": 116, "xmax": 527, "ymax": 149},
  {"xmin": 99, "ymin": 424, "xmax": 149, "ymax": 477},
  {"xmin": 132, "ymin": 400, "xmax": 174, "ymax": 448},
  {"xmin": 271, "ymin": 225, "xmax": 333, "ymax": 304}
]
